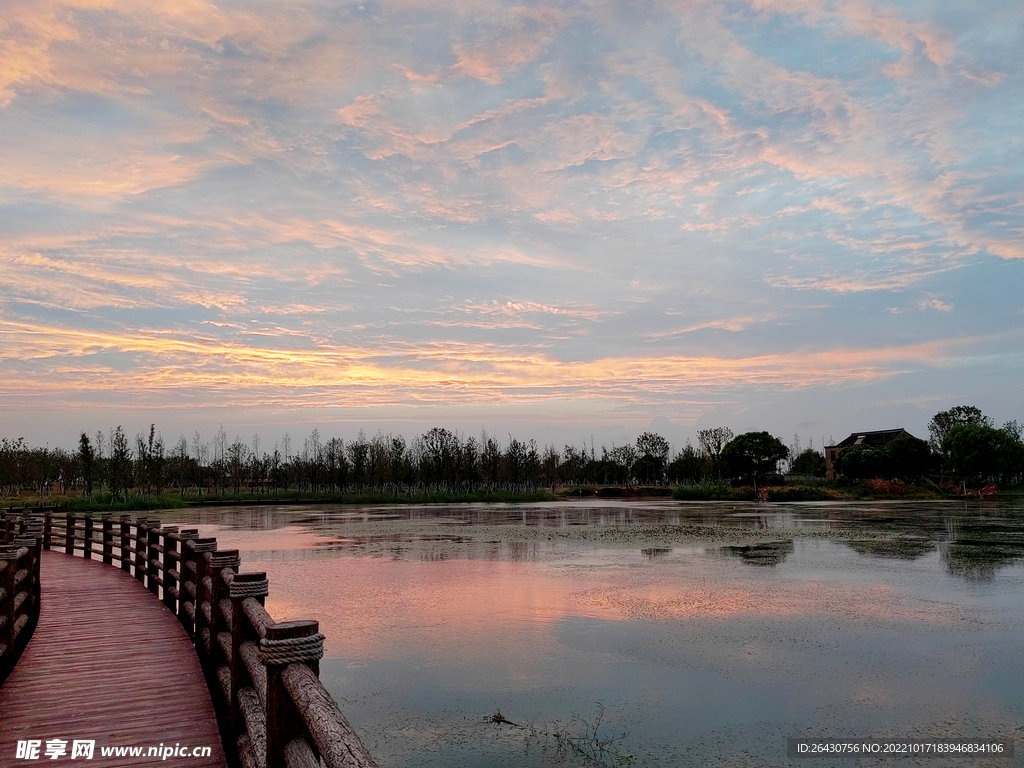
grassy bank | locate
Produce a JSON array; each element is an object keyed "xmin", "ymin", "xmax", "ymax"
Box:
[
  {"xmin": 6, "ymin": 488, "xmax": 560, "ymax": 514},
  {"xmin": 0, "ymin": 480, "xmax": 978, "ymax": 515},
  {"xmin": 62, "ymin": 492, "xmax": 189, "ymax": 513},
  {"xmin": 187, "ymin": 488, "xmax": 560, "ymax": 506},
  {"xmin": 672, "ymin": 480, "xmax": 948, "ymax": 502},
  {"xmin": 671, "ymin": 483, "xmax": 750, "ymax": 501}
]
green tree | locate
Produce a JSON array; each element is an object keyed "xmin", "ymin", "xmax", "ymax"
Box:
[
  {"xmin": 667, "ymin": 442, "xmax": 705, "ymax": 484},
  {"xmin": 227, "ymin": 436, "xmax": 249, "ymax": 493},
  {"xmin": 835, "ymin": 436, "xmax": 931, "ymax": 481},
  {"xmin": 608, "ymin": 444, "xmax": 638, "ymax": 483},
  {"xmin": 136, "ymin": 424, "xmax": 164, "ymax": 493},
  {"xmin": 883, "ymin": 435, "xmax": 932, "ymax": 479},
  {"xmin": 505, "ymin": 437, "xmax": 529, "ymax": 484},
  {"xmin": 420, "ymin": 427, "xmax": 459, "ymax": 485},
  {"xmin": 390, "ymin": 435, "xmax": 410, "ymax": 486},
  {"xmin": 635, "ymin": 431, "xmax": 670, "ymax": 483},
  {"xmin": 560, "ymin": 444, "xmax": 588, "ymax": 485},
  {"xmin": 348, "ymin": 431, "xmax": 369, "ymax": 488},
  {"xmin": 943, "ymin": 423, "xmax": 1024, "ymax": 486},
  {"xmin": 109, "ymin": 426, "xmax": 133, "ymax": 501},
  {"xmin": 789, "ymin": 448, "xmax": 826, "ymax": 476},
  {"xmin": 721, "ymin": 432, "xmax": 789, "ymax": 490},
  {"xmin": 524, "ymin": 439, "xmax": 542, "ymax": 485},
  {"xmin": 78, "ymin": 432, "xmax": 95, "ymax": 497},
  {"xmin": 481, "ymin": 437, "xmax": 502, "ymax": 487},
  {"xmin": 928, "ymin": 406, "xmax": 992, "ymax": 452},
  {"xmin": 835, "ymin": 445, "xmax": 883, "ymax": 480},
  {"xmin": 541, "ymin": 444, "xmax": 561, "ymax": 487},
  {"xmin": 458, "ymin": 436, "xmax": 481, "ymax": 487},
  {"xmin": 697, "ymin": 427, "xmax": 734, "ymax": 479}
]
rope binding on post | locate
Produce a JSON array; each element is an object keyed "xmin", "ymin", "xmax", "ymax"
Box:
[
  {"xmin": 191, "ymin": 540, "xmax": 217, "ymax": 554},
  {"xmin": 209, "ymin": 552, "xmax": 241, "ymax": 571},
  {"xmin": 258, "ymin": 633, "xmax": 325, "ymax": 666},
  {"xmin": 229, "ymin": 578, "xmax": 269, "ymax": 599}
]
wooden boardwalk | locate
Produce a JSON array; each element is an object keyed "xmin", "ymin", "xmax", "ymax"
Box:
[{"xmin": 0, "ymin": 552, "xmax": 226, "ymax": 767}]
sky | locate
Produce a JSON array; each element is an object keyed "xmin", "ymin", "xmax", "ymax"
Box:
[{"xmin": 1, "ymin": 0, "xmax": 1022, "ymax": 452}]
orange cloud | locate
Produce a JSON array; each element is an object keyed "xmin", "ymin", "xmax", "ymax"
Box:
[{"xmin": 0, "ymin": 320, "xmax": 992, "ymax": 412}]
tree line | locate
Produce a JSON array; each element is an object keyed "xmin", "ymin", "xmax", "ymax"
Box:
[
  {"xmin": 1, "ymin": 405, "xmax": 1021, "ymax": 500},
  {"xmin": 831, "ymin": 406, "xmax": 1024, "ymax": 487}
]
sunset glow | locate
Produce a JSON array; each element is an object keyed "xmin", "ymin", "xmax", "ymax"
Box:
[{"xmin": 2, "ymin": 0, "xmax": 1021, "ymax": 444}]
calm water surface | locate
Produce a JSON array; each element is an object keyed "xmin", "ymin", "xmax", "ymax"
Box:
[{"xmin": 164, "ymin": 499, "xmax": 1024, "ymax": 767}]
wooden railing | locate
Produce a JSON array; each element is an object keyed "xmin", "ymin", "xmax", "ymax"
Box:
[
  {"xmin": 0, "ymin": 517, "xmax": 42, "ymax": 684},
  {"xmin": 0, "ymin": 511, "xmax": 378, "ymax": 768}
]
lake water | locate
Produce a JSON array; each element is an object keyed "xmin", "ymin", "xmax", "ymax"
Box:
[{"xmin": 161, "ymin": 499, "xmax": 1024, "ymax": 767}]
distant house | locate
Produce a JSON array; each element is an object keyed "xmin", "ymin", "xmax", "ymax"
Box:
[{"xmin": 825, "ymin": 428, "xmax": 916, "ymax": 480}]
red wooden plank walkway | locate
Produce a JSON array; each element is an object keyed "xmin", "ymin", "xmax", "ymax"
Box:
[{"xmin": 0, "ymin": 552, "xmax": 227, "ymax": 767}]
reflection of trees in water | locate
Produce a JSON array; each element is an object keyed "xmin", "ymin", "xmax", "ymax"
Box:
[
  {"xmin": 939, "ymin": 517, "xmax": 1024, "ymax": 580},
  {"xmin": 845, "ymin": 528, "xmax": 1023, "ymax": 580},
  {"xmin": 845, "ymin": 538, "xmax": 936, "ymax": 560},
  {"xmin": 175, "ymin": 506, "xmax": 297, "ymax": 531},
  {"xmin": 845, "ymin": 532, "xmax": 1024, "ymax": 580},
  {"xmin": 641, "ymin": 547, "xmax": 672, "ymax": 560},
  {"xmin": 241, "ymin": 535, "xmax": 543, "ymax": 562},
  {"xmin": 719, "ymin": 540, "xmax": 794, "ymax": 566},
  {"xmin": 834, "ymin": 504, "xmax": 1024, "ymax": 580},
  {"xmin": 941, "ymin": 541, "xmax": 1024, "ymax": 581},
  {"xmin": 175, "ymin": 499, "xmax": 1024, "ymax": 578}
]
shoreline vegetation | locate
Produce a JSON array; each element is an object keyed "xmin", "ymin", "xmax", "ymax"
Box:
[
  {"xmin": 4, "ymin": 479, "xmax": 1020, "ymax": 515},
  {"xmin": 2, "ymin": 405, "xmax": 1021, "ymax": 514}
]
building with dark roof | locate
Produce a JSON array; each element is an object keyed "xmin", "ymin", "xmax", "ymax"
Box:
[{"xmin": 824, "ymin": 428, "xmax": 916, "ymax": 480}]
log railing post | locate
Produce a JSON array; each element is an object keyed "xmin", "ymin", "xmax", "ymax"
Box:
[
  {"xmin": 83, "ymin": 515, "xmax": 94, "ymax": 559},
  {"xmin": 13, "ymin": 534, "xmax": 40, "ymax": 619},
  {"xmin": 119, "ymin": 515, "xmax": 131, "ymax": 571},
  {"xmin": 134, "ymin": 518, "xmax": 148, "ymax": 584},
  {"xmin": 147, "ymin": 523, "xmax": 160, "ymax": 597},
  {"xmin": 262, "ymin": 620, "xmax": 323, "ymax": 768},
  {"xmin": 101, "ymin": 515, "xmax": 113, "ymax": 565},
  {"xmin": 192, "ymin": 538, "xmax": 218, "ymax": 660},
  {"xmin": 64, "ymin": 513, "xmax": 74, "ymax": 555},
  {"xmin": 207, "ymin": 550, "xmax": 240, "ymax": 711},
  {"xmin": 228, "ymin": 572, "xmax": 268, "ymax": 733},
  {"xmin": 177, "ymin": 532, "xmax": 200, "ymax": 635},
  {"xmin": 208, "ymin": 551, "xmax": 239, "ymax": 642},
  {"xmin": 30, "ymin": 535, "xmax": 41, "ymax": 611},
  {"xmin": 0, "ymin": 548, "xmax": 16, "ymax": 657},
  {"xmin": 162, "ymin": 528, "xmax": 179, "ymax": 613},
  {"xmin": 42, "ymin": 512, "xmax": 52, "ymax": 551}
]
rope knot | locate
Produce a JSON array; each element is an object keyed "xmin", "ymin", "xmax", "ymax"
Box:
[{"xmin": 258, "ymin": 633, "xmax": 324, "ymax": 666}]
